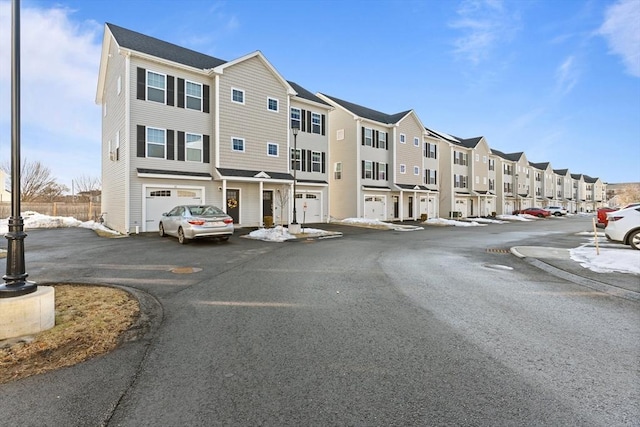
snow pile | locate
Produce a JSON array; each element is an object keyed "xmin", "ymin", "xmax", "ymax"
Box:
[
  {"xmin": 334, "ymin": 218, "xmax": 423, "ymax": 231},
  {"xmin": 246, "ymin": 225, "xmax": 296, "ymax": 242},
  {"xmin": 570, "ymin": 246, "xmax": 640, "ymax": 275},
  {"xmin": 0, "ymin": 212, "xmax": 120, "ymax": 235},
  {"xmin": 465, "ymin": 217, "xmax": 507, "ymax": 224},
  {"xmin": 496, "ymin": 214, "xmax": 535, "ymax": 221},
  {"xmin": 423, "ymin": 218, "xmax": 486, "ymax": 227}
]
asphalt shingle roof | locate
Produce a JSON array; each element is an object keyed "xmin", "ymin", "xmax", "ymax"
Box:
[
  {"xmin": 107, "ymin": 23, "xmax": 227, "ymax": 70},
  {"xmin": 288, "ymin": 81, "xmax": 330, "ymax": 106},
  {"xmin": 320, "ymin": 94, "xmax": 411, "ymax": 125}
]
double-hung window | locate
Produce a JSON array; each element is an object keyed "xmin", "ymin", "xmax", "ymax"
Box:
[
  {"xmin": 186, "ymin": 81, "xmax": 202, "ymax": 111},
  {"xmin": 379, "ymin": 132, "xmax": 386, "ymax": 149},
  {"xmin": 400, "ymin": 164, "xmax": 406, "ymax": 174},
  {"xmin": 400, "ymin": 134, "xmax": 406, "ymax": 144},
  {"xmin": 425, "ymin": 143, "xmax": 437, "ymax": 159},
  {"xmin": 147, "ymin": 71, "xmax": 165, "ymax": 103},
  {"xmin": 425, "ymin": 169, "xmax": 437, "ymax": 185},
  {"xmin": 414, "ymin": 166, "xmax": 420, "ymax": 175},
  {"xmin": 364, "ymin": 161, "xmax": 373, "ymax": 179},
  {"xmin": 290, "ymin": 107, "xmax": 301, "ymax": 129},
  {"xmin": 312, "ymin": 151, "xmax": 321, "ymax": 172},
  {"xmin": 414, "ymin": 137, "xmax": 419, "ymax": 147},
  {"xmin": 311, "ymin": 112, "xmax": 321, "ymax": 134},
  {"xmin": 364, "ymin": 128, "xmax": 373, "ymax": 146},
  {"xmin": 291, "ymin": 148, "xmax": 301, "ymax": 171},
  {"xmin": 232, "ymin": 137, "xmax": 245, "ymax": 152},
  {"xmin": 267, "ymin": 143, "xmax": 278, "ymax": 157},
  {"xmin": 232, "ymin": 88, "xmax": 244, "ymax": 104},
  {"xmin": 186, "ymin": 133, "xmax": 202, "ymax": 162},
  {"xmin": 147, "ymin": 127, "xmax": 166, "ymax": 158},
  {"xmin": 379, "ymin": 163, "xmax": 387, "ymax": 180},
  {"xmin": 334, "ymin": 162, "xmax": 342, "ymax": 180}
]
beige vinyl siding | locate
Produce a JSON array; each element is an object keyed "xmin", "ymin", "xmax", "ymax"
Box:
[
  {"xmin": 101, "ymin": 41, "xmax": 128, "ymax": 233},
  {"xmin": 291, "ymin": 99, "xmax": 330, "ymax": 182},
  {"xmin": 328, "ymin": 107, "xmax": 359, "ymax": 219},
  {"xmin": 472, "ymin": 139, "xmax": 491, "ymax": 192},
  {"xmin": 218, "ymin": 57, "xmax": 289, "ymax": 173},
  {"xmin": 395, "ymin": 115, "xmax": 424, "ymax": 185}
]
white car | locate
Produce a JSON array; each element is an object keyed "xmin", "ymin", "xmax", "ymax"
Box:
[
  {"xmin": 546, "ymin": 206, "xmax": 568, "ymax": 216},
  {"xmin": 605, "ymin": 206, "xmax": 640, "ymax": 250}
]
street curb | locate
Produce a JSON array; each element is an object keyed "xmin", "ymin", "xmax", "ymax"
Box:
[{"xmin": 509, "ymin": 250, "xmax": 640, "ymax": 302}]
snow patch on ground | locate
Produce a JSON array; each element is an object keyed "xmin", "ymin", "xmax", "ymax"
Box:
[{"xmin": 570, "ymin": 245, "xmax": 640, "ymax": 275}]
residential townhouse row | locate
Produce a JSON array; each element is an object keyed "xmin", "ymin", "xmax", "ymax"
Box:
[{"xmin": 96, "ymin": 23, "xmax": 606, "ymax": 235}]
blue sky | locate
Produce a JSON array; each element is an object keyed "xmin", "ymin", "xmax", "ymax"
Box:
[{"xmin": 1, "ymin": 0, "xmax": 639, "ymax": 192}]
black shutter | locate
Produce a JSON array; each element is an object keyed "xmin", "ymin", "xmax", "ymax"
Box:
[
  {"xmin": 361, "ymin": 127, "xmax": 365, "ymax": 145},
  {"xmin": 301, "ymin": 109, "xmax": 307, "ymax": 132},
  {"xmin": 137, "ymin": 125, "xmax": 145, "ymax": 157},
  {"xmin": 301, "ymin": 149, "xmax": 307, "ymax": 171},
  {"xmin": 361, "ymin": 161, "xmax": 365, "ymax": 179},
  {"xmin": 177, "ymin": 131, "xmax": 185, "ymax": 161},
  {"xmin": 136, "ymin": 68, "xmax": 145, "ymax": 100},
  {"xmin": 167, "ymin": 76, "xmax": 175, "ymax": 106},
  {"xmin": 374, "ymin": 162, "xmax": 379, "ymax": 180},
  {"xmin": 434, "ymin": 144, "xmax": 437, "ymax": 159},
  {"xmin": 321, "ymin": 152, "xmax": 326, "ymax": 173},
  {"xmin": 375, "ymin": 130, "xmax": 379, "ymax": 148},
  {"xmin": 203, "ymin": 85, "xmax": 210, "ymax": 113},
  {"xmin": 177, "ymin": 78, "xmax": 185, "ymax": 108},
  {"xmin": 385, "ymin": 132, "xmax": 389, "ymax": 150},
  {"xmin": 203, "ymin": 135, "xmax": 210, "ymax": 163},
  {"xmin": 167, "ymin": 130, "xmax": 175, "ymax": 160},
  {"xmin": 307, "ymin": 150, "xmax": 312, "ymax": 172},
  {"xmin": 386, "ymin": 163, "xmax": 389, "ymax": 179},
  {"xmin": 321, "ymin": 114, "xmax": 325, "ymax": 135},
  {"xmin": 307, "ymin": 110, "xmax": 312, "ymax": 133}
]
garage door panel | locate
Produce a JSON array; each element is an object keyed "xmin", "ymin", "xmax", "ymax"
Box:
[{"xmin": 145, "ymin": 188, "xmax": 201, "ymax": 232}]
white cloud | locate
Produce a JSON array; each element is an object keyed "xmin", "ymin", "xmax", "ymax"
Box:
[
  {"xmin": 598, "ymin": 0, "xmax": 640, "ymax": 77},
  {"xmin": 0, "ymin": 2, "xmax": 102, "ymax": 188},
  {"xmin": 555, "ymin": 55, "xmax": 580, "ymax": 95},
  {"xmin": 449, "ymin": 0, "xmax": 520, "ymax": 65}
]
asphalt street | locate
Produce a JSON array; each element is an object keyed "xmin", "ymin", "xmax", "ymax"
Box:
[{"xmin": 0, "ymin": 216, "xmax": 638, "ymax": 426}]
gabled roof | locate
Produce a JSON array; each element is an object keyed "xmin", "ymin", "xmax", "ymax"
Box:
[
  {"xmin": 288, "ymin": 81, "xmax": 331, "ymax": 106},
  {"xmin": 529, "ymin": 161, "xmax": 550, "ymax": 170},
  {"xmin": 425, "ymin": 127, "xmax": 460, "ymax": 143},
  {"xmin": 491, "ymin": 148, "xmax": 523, "ymax": 161},
  {"xmin": 106, "ymin": 23, "xmax": 227, "ymax": 69},
  {"xmin": 583, "ymin": 175, "xmax": 599, "ymax": 183},
  {"xmin": 554, "ymin": 168, "xmax": 569, "ymax": 176},
  {"xmin": 319, "ymin": 93, "xmax": 411, "ymax": 125},
  {"xmin": 570, "ymin": 173, "xmax": 583, "ymax": 180},
  {"xmin": 455, "ymin": 136, "xmax": 484, "ymax": 149}
]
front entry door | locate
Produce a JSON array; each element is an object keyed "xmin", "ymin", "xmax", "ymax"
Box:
[
  {"xmin": 226, "ymin": 189, "xmax": 240, "ymax": 224},
  {"xmin": 393, "ymin": 196, "xmax": 399, "ymax": 219},
  {"xmin": 263, "ymin": 190, "xmax": 273, "ymax": 216}
]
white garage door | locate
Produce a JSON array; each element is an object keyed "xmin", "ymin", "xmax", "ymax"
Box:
[
  {"xmin": 296, "ymin": 193, "xmax": 322, "ymax": 224},
  {"xmin": 145, "ymin": 188, "xmax": 202, "ymax": 232},
  {"xmin": 364, "ymin": 196, "xmax": 386, "ymax": 221}
]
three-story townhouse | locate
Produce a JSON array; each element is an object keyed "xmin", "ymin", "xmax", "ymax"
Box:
[
  {"xmin": 571, "ymin": 174, "xmax": 587, "ymax": 212},
  {"xmin": 318, "ymin": 94, "xmax": 430, "ymax": 221},
  {"xmin": 422, "ymin": 130, "xmax": 443, "ymax": 219},
  {"xmin": 96, "ymin": 23, "xmax": 329, "ymax": 232},
  {"xmin": 529, "ymin": 162, "xmax": 555, "ymax": 208},
  {"xmin": 491, "ymin": 150, "xmax": 531, "ymax": 214},
  {"xmin": 583, "ymin": 175, "xmax": 605, "ymax": 211},
  {"xmin": 553, "ymin": 169, "xmax": 574, "ymax": 212}
]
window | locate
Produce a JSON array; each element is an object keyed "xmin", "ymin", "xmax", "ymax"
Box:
[
  {"xmin": 489, "ymin": 179, "xmax": 495, "ymax": 191},
  {"xmin": 232, "ymin": 137, "xmax": 245, "ymax": 152},
  {"xmin": 147, "ymin": 71, "xmax": 165, "ymax": 103},
  {"xmin": 425, "ymin": 169, "xmax": 437, "ymax": 185},
  {"xmin": 290, "ymin": 107, "xmax": 301, "ymax": 129},
  {"xmin": 311, "ymin": 112, "xmax": 321, "ymax": 134},
  {"xmin": 334, "ymin": 162, "xmax": 342, "ymax": 180},
  {"xmin": 186, "ymin": 133, "xmax": 203, "ymax": 162},
  {"xmin": 364, "ymin": 161, "xmax": 373, "ymax": 179},
  {"xmin": 312, "ymin": 151, "xmax": 321, "ymax": 172},
  {"xmin": 425, "ymin": 142, "xmax": 437, "ymax": 159},
  {"xmin": 186, "ymin": 81, "xmax": 202, "ymax": 111},
  {"xmin": 414, "ymin": 166, "xmax": 420, "ymax": 175},
  {"xmin": 379, "ymin": 162, "xmax": 387, "ymax": 180},
  {"xmin": 400, "ymin": 164, "xmax": 406, "ymax": 174},
  {"xmin": 150, "ymin": 190, "xmax": 171, "ymax": 197},
  {"xmin": 489, "ymin": 159, "xmax": 495, "ymax": 171},
  {"xmin": 147, "ymin": 127, "xmax": 166, "ymax": 159},
  {"xmin": 268, "ymin": 97, "xmax": 279, "ymax": 112},
  {"xmin": 476, "ymin": 154, "xmax": 480, "ymax": 162},
  {"xmin": 267, "ymin": 143, "xmax": 278, "ymax": 157},
  {"xmin": 414, "ymin": 137, "xmax": 419, "ymax": 147},
  {"xmin": 232, "ymin": 88, "xmax": 244, "ymax": 104},
  {"xmin": 364, "ymin": 128, "xmax": 373, "ymax": 146},
  {"xmin": 379, "ymin": 132, "xmax": 386, "ymax": 148},
  {"xmin": 400, "ymin": 134, "xmax": 406, "ymax": 144},
  {"xmin": 454, "ymin": 151, "xmax": 468, "ymax": 166},
  {"xmin": 291, "ymin": 148, "xmax": 301, "ymax": 170},
  {"xmin": 483, "ymin": 155, "xmax": 487, "ymax": 163}
]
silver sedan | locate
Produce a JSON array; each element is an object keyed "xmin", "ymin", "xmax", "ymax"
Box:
[{"xmin": 158, "ymin": 205, "xmax": 234, "ymax": 244}]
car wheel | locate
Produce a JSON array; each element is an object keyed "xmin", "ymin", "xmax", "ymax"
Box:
[
  {"xmin": 178, "ymin": 227, "xmax": 187, "ymax": 244},
  {"xmin": 219, "ymin": 236, "xmax": 230, "ymax": 242},
  {"xmin": 537, "ymin": 214, "xmax": 544, "ymax": 218},
  {"xmin": 554, "ymin": 212, "xmax": 561, "ymax": 216},
  {"xmin": 629, "ymin": 230, "xmax": 640, "ymax": 250},
  {"xmin": 159, "ymin": 223, "xmax": 166, "ymax": 237}
]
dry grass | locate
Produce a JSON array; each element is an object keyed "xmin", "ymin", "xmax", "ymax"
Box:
[{"xmin": 0, "ymin": 284, "xmax": 139, "ymax": 384}]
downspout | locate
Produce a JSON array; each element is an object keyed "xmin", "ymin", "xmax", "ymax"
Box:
[{"xmin": 124, "ymin": 52, "xmax": 131, "ymax": 233}]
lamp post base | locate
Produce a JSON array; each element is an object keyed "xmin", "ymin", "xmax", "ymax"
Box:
[{"xmin": 288, "ymin": 223, "xmax": 301, "ymax": 234}]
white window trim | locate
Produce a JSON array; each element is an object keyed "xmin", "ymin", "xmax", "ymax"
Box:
[
  {"xmin": 146, "ymin": 70, "xmax": 166, "ymax": 104},
  {"xmin": 232, "ymin": 137, "xmax": 245, "ymax": 152},
  {"xmin": 364, "ymin": 128, "xmax": 373, "ymax": 146},
  {"xmin": 400, "ymin": 164, "xmax": 406, "ymax": 174},
  {"xmin": 413, "ymin": 137, "xmax": 419, "ymax": 147},
  {"xmin": 400, "ymin": 134, "xmax": 406, "ymax": 144},
  {"xmin": 185, "ymin": 80, "xmax": 203, "ymax": 111},
  {"xmin": 267, "ymin": 97, "xmax": 279, "ymax": 112},
  {"xmin": 312, "ymin": 151, "xmax": 321, "ymax": 172},
  {"xmin": 311, "ymin": 112, "xmax": 321, "ymax": 134},
  {"xmin": 231, "ymin": 87, "xmax": 245, "ymax": 104},
  {"xmin": 146, "ymin": 127, "xmax": 166, "ymax": 159},
  {"xmin": 364, "ymin": 161, "xmax": 373, "ymax": 179},
  {"xmin": 186, "ymin": 132, "xmax": 203, "ymax": 163},
  {"xmin": 413, "ymin": 166, "xmax": 420, "ymax": 175},
  {"xmin": 267, "ymin": 142, "xmax": 279, "ymax": 157},
  {"xmin": 290, "ymin": 107, "xmax": 301, "ymax": 129}
]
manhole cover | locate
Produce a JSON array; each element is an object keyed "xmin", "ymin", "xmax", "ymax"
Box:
[{"xmin": 170, "ymin": 267, "xmax": 202, "ymax": 274}]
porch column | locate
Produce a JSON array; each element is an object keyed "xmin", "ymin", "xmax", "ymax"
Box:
[
  {"xmin": 258, "ymin": 181, "xmax": 264, "ymax": 227},
  {"xmin": 221, "ymin": 180, "xmax": 227, "ymax": 213}
]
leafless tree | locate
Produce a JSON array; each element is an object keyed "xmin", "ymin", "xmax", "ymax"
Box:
[
  {"xmin": 72, "ymin": 175, "xmax": 101, "ymax": 201},
  {"xmin": 276, "ymin": 185, "xmax": 290, "ymax": 226},
  {"xmin": 0, "ymin": 159, "xmax": 66, "ymax": 202}
]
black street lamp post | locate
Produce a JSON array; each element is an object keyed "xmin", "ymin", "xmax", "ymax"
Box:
[
  {"xmin": 291, "ymin": 125, "xmax": 299, "ymax": 225},
  {"xmin": 1, "ymin": 0, "xmax": 36, "ymax": 298}
]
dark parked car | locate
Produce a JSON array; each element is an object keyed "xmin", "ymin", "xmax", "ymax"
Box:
[
  {"xmin": 159, "ymin": 205, "xmax": 234, "ymax": 244},
  {"xmin": 513, "ymin": 207, "xmax": 551, "ymax": 218}
]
